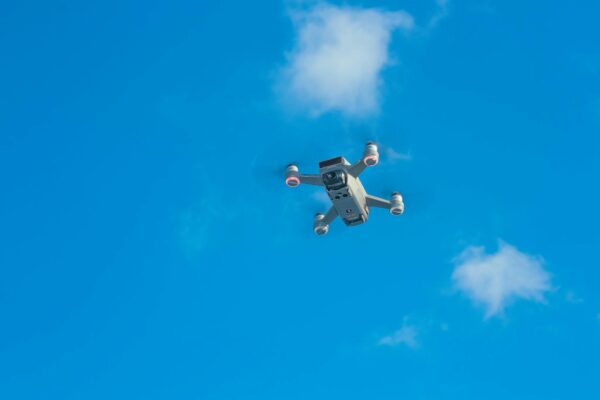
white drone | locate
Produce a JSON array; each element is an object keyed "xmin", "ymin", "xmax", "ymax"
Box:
[{"xmin": 285, "ymin": 142, "xmax": 404, "ymax": 235}]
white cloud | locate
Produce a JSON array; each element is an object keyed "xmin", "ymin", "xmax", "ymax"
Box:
[
  {"xmin": 281, "ymin": 3, "xmax": 413, "ymax": 117},
  {"xmin": 452, "ymin": 241, "xmax": 552, "ymax": 318},
  {"xmin": 378, "ymin": 322, "xmax": 418, "ymax": 348}
]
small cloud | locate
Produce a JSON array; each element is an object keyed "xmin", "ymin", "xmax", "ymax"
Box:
[
  {"xmin": 565, "ymin": 291, "xmax": 584, "ymax": 304},
  {"xmin": 452, "ymin": 241, "xmax": 552, "ymax": 318},
  {"xmin": 378, "ymin": 321, "xmax": 418, "ymax": 348},
  {"xmin": 280, "ymin": 3, "xmax": 414, "ymax": 117}
]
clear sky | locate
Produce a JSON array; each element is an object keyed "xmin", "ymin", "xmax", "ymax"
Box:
[{"xmin": 1, "ymin": 1, "xmax": 599, "ymax": 399}]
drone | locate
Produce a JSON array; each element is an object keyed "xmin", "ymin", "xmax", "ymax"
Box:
[{"xmin": 285, "ymin": 142, "xmax": 404, "ymax": 235}]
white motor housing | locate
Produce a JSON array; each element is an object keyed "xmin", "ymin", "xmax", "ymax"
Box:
[
  {"xmin": 285, "ymin": 164, "xmax": 300, "ymax": 187},
  {"xmin": 390, "ymin": 192, "xmax": 404, "ymax": 215},
  {"xmin": 313, "ymin": 213, "xmax": 329, "ymax": 235},
  {"xmin": 362, "ymin": 142, "xmax": 379, "ymax": 166}
]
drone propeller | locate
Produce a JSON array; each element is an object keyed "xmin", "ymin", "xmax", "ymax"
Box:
[{"xmin": 249, "ymin": 145, "xmax": 307, "ymax": 182}]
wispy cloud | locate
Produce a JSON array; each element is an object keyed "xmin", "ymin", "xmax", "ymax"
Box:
[
  {"xmin": 427, "ymin": 0, "xmax": 450, "ymax": 29},
  {"xmin": 565, "ymin": 291, "xmax": 584, "ymax": 304},
  {"xmin": 378, "ymin": 320, "xmax": 419, "ymax": 348},
  {"xmin": 452, "ymin": 241, "xmax": 552, "ymax": 318},
  {"xmin": 310, "ymin": 190, "xmax": 331, "ymax": 208},
  {"xmin": 280, "ymin": 3, "xmax": 414, "ymax": 117},
  {"xmin": 179, "ymin": 186, "xmax": 238, "ymax": 257},
  {"xmin": 384, "ymin": 147, "xmax": 412, "ymax": 163}
]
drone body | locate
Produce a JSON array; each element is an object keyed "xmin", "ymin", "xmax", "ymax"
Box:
[{"xmin": 285, "ymin": 142, "xmax": 404, "ymax": 235}]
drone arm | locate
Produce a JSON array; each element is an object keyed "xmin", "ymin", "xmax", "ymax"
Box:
[
  {"xmin": 348, "ymin": 160, "xmax": 367, "ymax": 177},
  {"xmin": 349, "ymin": 142, "xmax": 379, "ymax": 177},
  {"xmin": 322, "ymin": 206, "xmax": 338, "ymax": 225},
  {"xmin": 313, "ymin": 206, "xmax": 338, "ymax": 235},
  {"xmin": 365, "ymin": 194, "xmax": 391, "ymax": 209},
  {"xmin": 299, "ymin": 174, "xmax": 323, "ymax": 186}
]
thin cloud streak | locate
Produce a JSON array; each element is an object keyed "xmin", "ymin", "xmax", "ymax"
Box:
[
  {"xmin": 427, "ymin": 0, "xmax": 450, "ymax": 29},
  {"xmin": 385, "ymin": 147, "xmax": 412, "ymax": 162}
]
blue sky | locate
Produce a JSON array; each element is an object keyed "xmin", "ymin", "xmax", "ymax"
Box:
[{"xmin": 1, "ymin": 0, "xmax": 600, "ymax": 399}]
